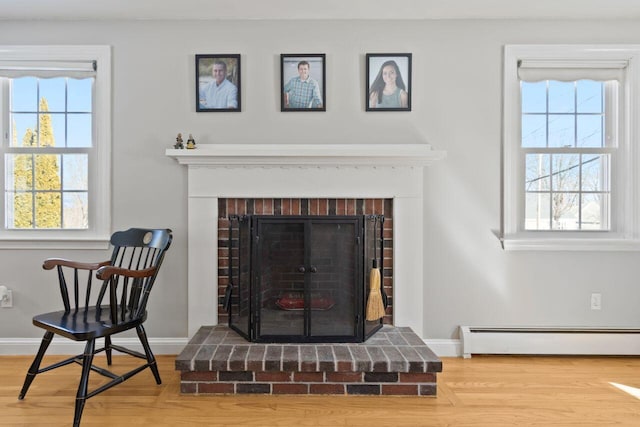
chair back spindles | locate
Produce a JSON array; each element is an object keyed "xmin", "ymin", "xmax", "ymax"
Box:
[
  {"xmin": 84, "ymin": 271, "xmax": 92, "ymax": 309},
  {"xmin": 43, "ymin": 228, "xmax": 172, "ymax": 323},
  {"xmin": 54, "ymin": 260, "xmax": 101, "ymax": 313},
  {"xmin": 73, "ymin": 268, "xmax": 79, "ymax": 311},
  {"xmin": 114, "ymin": 230, "xmax": 170, "ymax": 322},
  {"xmin": 57, "ymin": 266, "xmax": 71, "ymax": 313}
]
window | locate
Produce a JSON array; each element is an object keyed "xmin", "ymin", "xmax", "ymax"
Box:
[
  {"xmin": 0, "ymin": 46, "xmax": 111, "ymax": 249},
  {"xmin": 503, "ymin": 45, "xmax": 640, "ymax": 250},
  {"xmin": 522, "ymin": 79, "xmax": 615, "ymax": 231}
]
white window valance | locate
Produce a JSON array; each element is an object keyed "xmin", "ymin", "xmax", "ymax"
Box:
[
  {"xmin": 517, "ymin": 59, "xmax": 627, "ymax": 82},
  {"xmin": 0, "ymin": 60, "xmax": 96, "ymax": 78}
]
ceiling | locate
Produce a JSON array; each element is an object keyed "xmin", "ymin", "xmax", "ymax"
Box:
[{"xmin": 0, "ymin": 0, "xmax": 639, "ymax": 21}]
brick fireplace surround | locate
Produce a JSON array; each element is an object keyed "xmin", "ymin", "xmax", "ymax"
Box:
[
  {"xmin": 217, "ymin": 196, "xmax": 395, "ymax": 326},
  {"xmin": 167, "ymin": 143, "xmax": 446, "ymax": 396}
]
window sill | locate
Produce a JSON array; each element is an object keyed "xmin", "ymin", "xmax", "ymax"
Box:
[
  {"xmin": 0, "ymin": 237, "xmax": 110, "ymax": 250},
  {"xmin": 501, "ymin": 235, "xmax": 640, "ymax": 251}
]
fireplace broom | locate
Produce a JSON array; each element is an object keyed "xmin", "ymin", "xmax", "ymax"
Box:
[
  {"xmin": 365, "ymin": 257, "xmax": 385, "ymax": 320},
  {"xmin": 366, "ymin": 216, "xmax": 385, "ymax": 321}
]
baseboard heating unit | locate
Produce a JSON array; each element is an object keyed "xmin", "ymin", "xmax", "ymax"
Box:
[{"xmin": 460, "ymin": 326, "xmax": 640, "ymax": 358}]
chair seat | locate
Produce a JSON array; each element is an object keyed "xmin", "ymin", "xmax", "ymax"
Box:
[{"xmin": 33, "ymin": 306, "xmax": 147, "ymax": 341}]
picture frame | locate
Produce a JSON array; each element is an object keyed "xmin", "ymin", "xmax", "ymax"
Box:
[
  {"xmin": 366, "ymin": 53, "xmax": 412, "ymax": 111},
  {"xmin": 196, "ymin": 54, "xmax": 241, "ymax": 112},
  {"xmin": 281, "ymin": 54, "xmax": 326, "ymax": 112}
]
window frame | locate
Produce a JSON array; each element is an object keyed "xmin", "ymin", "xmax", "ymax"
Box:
[
  {"xmin": 0, "ymin": 45, "xmax": 111, "ymax": 249},
  {"xmin": 502, "ymin": 45, "xmax": 640, "ymax": 251}
]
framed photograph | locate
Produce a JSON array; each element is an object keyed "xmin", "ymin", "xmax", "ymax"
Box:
[
  {"xmin": 366, "ymin": 53, "xmax": 412, "ymax": 111},
  {"xmin": 196, "ymin": 54, "xmax": 241, "ymax": 112},
  {"xmin": 281, "ymin": 54, "xmax": 326, "ymax": 112}
]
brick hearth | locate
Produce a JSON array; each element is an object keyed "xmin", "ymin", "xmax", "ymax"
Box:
[{"xmin": 176, "ymin": 325, "xmax": 442, "ymax": 396}]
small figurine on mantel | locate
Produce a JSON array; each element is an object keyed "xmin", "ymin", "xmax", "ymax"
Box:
[
  {"xmin": 186, "ymin": 134, "xmax": 196, "ymax": 149},
  {"xmin": 174, "ymin": 133, "xmax": 184, "ymax": 149}
]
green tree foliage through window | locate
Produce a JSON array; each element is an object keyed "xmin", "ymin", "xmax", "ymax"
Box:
[{"xmin": 13, "ymin": 97, "xmax": 62, "ymax": 228}]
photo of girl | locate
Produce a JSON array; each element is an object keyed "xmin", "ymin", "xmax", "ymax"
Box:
[{"xmin": 366, "ymin": 53, "xmax": 412, "ymax": 111}]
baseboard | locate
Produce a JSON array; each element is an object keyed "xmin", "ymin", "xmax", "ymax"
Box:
[
  {"xmin": 21, "ymin": 329, "xmax": 629, "ymax": 360},
  {"xmin": 423, "ymin": 339, "xmax": 462, "ymax": 357},
  {"xmin": 0, "ymin": 337, "xmax": 189, "ymax": 356},
  {"xmin": 460, "ymin": 326, "xmax": 640, "ymax": 358}
]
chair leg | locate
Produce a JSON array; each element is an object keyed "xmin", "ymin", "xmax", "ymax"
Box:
[
  {"xmin": 73, "ymin": 339, "xmax": 95, "ymax": 427},
  {"xmin": 18, "ymin": 331, "xmax": 54, "ymax": 400},
  {"xmin": 136, "ymin": 324, "xmax": 161, "ymax": 384},
  {"xmin": 104, "ymin": 335, "xmax": 113, "ymax": 365}
]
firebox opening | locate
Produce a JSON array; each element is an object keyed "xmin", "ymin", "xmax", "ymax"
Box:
[{"xmin": 226, "ymin": 214, "xmax": 385, "ymax": 343}]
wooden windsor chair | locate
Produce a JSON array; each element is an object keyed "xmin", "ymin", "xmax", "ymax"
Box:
[{"xmin": 18, "ymin": 228, "xmax": 173, "ymax": 427}]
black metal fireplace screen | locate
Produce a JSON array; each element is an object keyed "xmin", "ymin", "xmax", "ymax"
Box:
[{"xmin": 224, "ymin": 215, "xmax": 385, "ymax": 343}]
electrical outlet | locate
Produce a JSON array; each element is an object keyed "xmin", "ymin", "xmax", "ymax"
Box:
[
  {"xmin": 590, "ymin": 293, "xmax": 602, "ymax": 310},
  {"xmin": 0, "ymin": 289, "xmax": 12, "ymax": 308}
]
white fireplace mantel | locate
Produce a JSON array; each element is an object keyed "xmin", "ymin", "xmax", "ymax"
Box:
[
  {"xmin": 165, "ymin": 143, "xmax": 445, "ymax": 167},
  {"xmin": 167, "ymin": 143, "xmax": 446, "ymax": 339}
]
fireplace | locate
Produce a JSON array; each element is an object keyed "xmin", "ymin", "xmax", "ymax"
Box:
[
  {"xmin": 166, "ymin": 143, "xmax": 446, "ymax": 339},
  {"xmin": 225, "ymin": 213, "xmax": 385, "ymax": 343},
  {"xmin": 169, "ymin": 144, "xmax": 446, "ymax": 397}
]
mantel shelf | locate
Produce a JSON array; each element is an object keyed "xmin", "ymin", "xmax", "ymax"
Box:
[{"xmin": 166, "ymin": 143, "xmax": 446, "ymax": 167}]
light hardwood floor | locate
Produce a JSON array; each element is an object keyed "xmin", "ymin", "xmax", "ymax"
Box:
[{"xmin": 1, "ymin": 354, "xmax": 639, "ymax": 426}]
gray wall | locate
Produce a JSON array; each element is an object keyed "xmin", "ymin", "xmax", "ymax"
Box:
[{"xmin": 1, "ymin": 18, "xmax": 639, "ymax": 342}]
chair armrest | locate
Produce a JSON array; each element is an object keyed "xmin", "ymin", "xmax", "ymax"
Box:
[
  {"xmin": 43, "ymin": 258, "xmax": 111, "ymax": 271},
  {"xmin": 95, "ymin": 265, "xmax": 157, "ymax": 280}
]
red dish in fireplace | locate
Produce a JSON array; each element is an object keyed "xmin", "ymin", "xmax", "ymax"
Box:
[{"xmin": 275, "ymin": 292, "xmax": 335, "ymax": 311}]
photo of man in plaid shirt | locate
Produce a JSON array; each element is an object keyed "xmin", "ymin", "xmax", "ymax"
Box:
[{"xmin": 283, "ymin": 60, "xmax": 323, "ymax": 109}]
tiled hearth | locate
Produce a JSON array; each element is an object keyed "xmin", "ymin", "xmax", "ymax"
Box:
[{"xmin": 176, "ymin": 325, "xmax": 442, "ymax": 396}]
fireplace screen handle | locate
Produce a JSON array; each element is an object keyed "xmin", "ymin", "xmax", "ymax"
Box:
[
  {"xmin": 298, "ymin": 266, "xmax": 306, "ymax": 273},
  {"xmin": 309, "ymin": 266, "xmax": 317, "ymax": 273},
  {"xmin": 297, "ymin": 266, "xmax": 317, "ymax": 273}
]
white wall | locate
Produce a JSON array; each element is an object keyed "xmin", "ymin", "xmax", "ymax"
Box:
[{"xmin": 1, "ymin": 18, "xmax": 640, "ymax": 345}]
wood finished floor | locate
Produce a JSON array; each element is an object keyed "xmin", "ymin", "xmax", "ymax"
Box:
[{"xmin": 1, "ymin": 354, "xmax": 639, "ymax": 426}]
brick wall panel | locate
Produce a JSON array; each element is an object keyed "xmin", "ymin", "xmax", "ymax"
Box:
[
  {"xmin": 198, "ymin": 382, "xmax": 235, "ymax": 394},
  {"xmin": 273, "ymin": 383, "xmax": 309, "ymax": 394},
  {"xmin": 310, "ymin": 383, "xmax": 345, "ymax": 395}
]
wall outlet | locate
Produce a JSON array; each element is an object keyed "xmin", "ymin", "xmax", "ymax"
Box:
[
  {"xmin": 0, "ymin": 288, "xmax": 12, "ymax": 308},
  {"xmin": 590, "ymin": 293, "xmax": 602, "ymax": 310}
]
